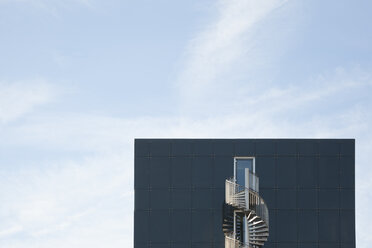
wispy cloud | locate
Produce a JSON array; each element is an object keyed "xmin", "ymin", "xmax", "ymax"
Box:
[
  {"xmin": 177, "ymin": 0, "xmax": 288, "ymax": 107},
  {"xmin": 0, "ymin": 225, "xmax": 23, "ymax": 238},
  {"xmin": 0, "ymin": 153, "xmax": 132, "ymax": 248},
  {"xmin": 0, "ymin": 79, "xmax": 56, "ymax": 123}
]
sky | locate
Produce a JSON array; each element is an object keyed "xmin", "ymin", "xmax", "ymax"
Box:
[{"xmin": 0, "ymin": 0, "xmax": 371, "ymax": 247}]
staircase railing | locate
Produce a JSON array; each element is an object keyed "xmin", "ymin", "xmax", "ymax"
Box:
[
  {"xmin": 224, "ymin": 168, "xmax": 269, "ymax": 248},
  {"xmin": 225, "ymin": 178, "xmax": 269, "ymax": 228},
  {"xmin": 225, "ymin": 233, "xmax": 250, "ymax": 248}
]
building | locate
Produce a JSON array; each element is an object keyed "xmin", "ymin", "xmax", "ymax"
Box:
[{"xmin": 134, "ymin": 139, "xmax": 355, "ymax": 248}]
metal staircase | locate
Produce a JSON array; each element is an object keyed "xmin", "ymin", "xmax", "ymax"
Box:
[{"xmin": 223, "ymin": 171, "xmax": 269, "ymax": 248}]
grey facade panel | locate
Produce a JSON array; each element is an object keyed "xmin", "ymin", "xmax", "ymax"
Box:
[{"xmin": 134, "ymin": 139, "xmax": 355, "ymax": 248}]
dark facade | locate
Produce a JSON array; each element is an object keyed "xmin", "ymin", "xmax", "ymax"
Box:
[{"xmin": 134, "ymin": 139, "xmax": 355, "ymax": 248}]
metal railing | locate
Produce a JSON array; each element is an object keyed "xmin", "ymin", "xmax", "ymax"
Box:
[
  {"xmin": 224, "ymin": 170, "xmax": 269, "ymax": 247},
  {"xmin": 226, "ymin": 177, "xmax": 249, "ymax": 210},
  {"xmin": 225, "ymin": 178, "xmax": 269, "ymax": 228},
  {"xmin": 248, "ymin": 171, "xmax": 259, "ymax": 193},
  {"xmin": 225, "ymin": 233, "xmax": 250, "ymax": 248},
  {"xmin": 249, "ymin": 190, "xmax": 269, "ymax": 228}
]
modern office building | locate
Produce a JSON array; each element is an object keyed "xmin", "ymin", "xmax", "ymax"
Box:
[{"xmin": 134, "ymin": 139, "xmax": 355, "ymax": 248}]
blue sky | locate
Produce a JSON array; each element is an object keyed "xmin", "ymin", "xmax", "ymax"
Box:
[{"xmin": 0, "ymin": 0, "xmax": 371, "ymax": 247}]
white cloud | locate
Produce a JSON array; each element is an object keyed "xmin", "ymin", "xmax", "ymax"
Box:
[
  {"xmin": 0, "ymin": 79, "xmax": 55, "ymax": 123},
  {"xmin": 0, "ymin": 225, "xmax": 23, "ymax": 238},
  {"xmin": 0, "ymin": 153, "xmax": 132, "ymax": 248},
  {"xmin": 177, "ymin": 0, "xmax": 288, "ymax": 107}
]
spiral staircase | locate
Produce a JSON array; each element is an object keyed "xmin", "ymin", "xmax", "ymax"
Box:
[{"xmin": 223, "ymin": 170, "xmax": 269, "ymax": 248}]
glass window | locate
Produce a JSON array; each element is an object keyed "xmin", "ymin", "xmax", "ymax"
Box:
[{"xmin": 235, "ymin": 158, "xmax": 254, "ymax": 186}]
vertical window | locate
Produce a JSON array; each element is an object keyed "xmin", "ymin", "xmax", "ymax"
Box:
[{"xmin": 235, "ymin": 157, "xmax": 254, "ymax": 186}]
